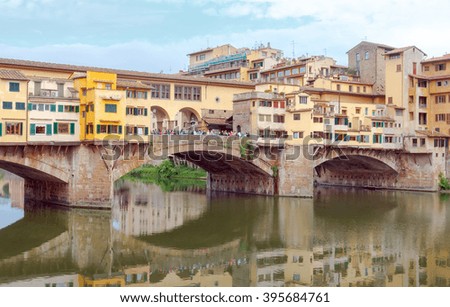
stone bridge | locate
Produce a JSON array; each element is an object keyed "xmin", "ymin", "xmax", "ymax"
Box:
[{"xmin": 0, "ymin": 136, "xmax": 445, "ymax": 207}]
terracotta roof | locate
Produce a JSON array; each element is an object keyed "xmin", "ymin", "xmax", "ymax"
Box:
[
  {"xmin": 422, "ymin": 54, "xmax": 450, "ymax": 64},
  {"xmin": 202, "ymin": 117, "xmax": 230, "ymax": 125},
  {"xmin": 367, "ymin": 116, "xmax": 395, "ymax": 122},
  {"xmin": 117, "ymin": 79, "xmax": 153, "ymax": 90},
  {"xmin": 347, "ymin": 41, "xmax": 396, "ymax": 53},
  {"xmin": 0, "ymin": 69, "xmax": 28, "ymax": 81},
  {"xmin": 409, "ymin": 73, "xmax": 450, "ymax": 81},
  {"xmin": 416, "ymin": 130, "xmax": 450, "ymax": 138},
  {"xmin": 384, "ymin": 46, "xmax": 427, "ymax": 56},
  {"xmin": 0, "ymin": 57, "xmax": 255, "ymax": 88}
]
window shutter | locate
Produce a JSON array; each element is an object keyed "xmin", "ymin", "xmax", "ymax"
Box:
[
  {"xmin": 28, "ymin": 103, "xmax": 33, "ymax": 111},
  {"xmin": 30, "ymin": 124, "xmax": 36, "ymax": 135},
  {"xmin": 50, "ymin": 104, "xmax": 56, "ymax": 112},
  {"xmin": 46, "ymin": 124, "xmax": 52, "ymax": 135},
  {"xmin": 70, "ymin": 123, "xmax": 75, "ymax": 135},
  {"xmin": 344, "ymin": 118, "xmax": 348, "ymax": 125},
  {"xmin": 53, "ymin": 122, "xmax": 58, "ymax": 134},
  {"xmin": 0, "ymin": 123, "xmax": 2, "ymax": 137},
  {"xmin": 118, "ymin": 125, "xmax": 122, "ymax": 134},
  {"xmin": 133, "ymin": 127, "xmax": 138, "ymax": 135},
  {"xmin": 373, "ymin": 135, "xmax": 376, "ymax": 143},
  {"xmin": 96, "ymin": 125, "xmax": 100, "ymax": 134},
  {"xmin": 58, "ymin": 105, "xmax": 64, "ymax": 112},
  {"xmin": 334, "ymin": 118, "xmax": 339, "ymax": 125},
  {"xmin": 75, "ymin": 106, "xmax": 79, "ymax": 113},
  {"xmin": 145, "ymin": 127, "xmax": 149, "ymax": 135},
  {"xmin": 144, "ymin": 108, "xmax": 148, "ymax": 116}
]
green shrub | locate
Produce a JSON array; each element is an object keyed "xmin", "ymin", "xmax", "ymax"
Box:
[{"xmin": 438, "ymin": 172, "xmax": 450, "ymax": 190}]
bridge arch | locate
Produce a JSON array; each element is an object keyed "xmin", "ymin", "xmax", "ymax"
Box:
[
  {"xmin": 0, "ymin": 147, "xmax": 70, "ymax": 183},
  {"xmin": 313, "ymin": 153, "xmax": 399, "ymax": 189},
  {"xmin": 150, "ymin": 106, "xmax": 170, "ymax": 132}
]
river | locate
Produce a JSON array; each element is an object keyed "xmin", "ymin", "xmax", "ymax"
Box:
[{"xmin": 0, "ymin": 175, "xmax": 450, "ymax": 287}]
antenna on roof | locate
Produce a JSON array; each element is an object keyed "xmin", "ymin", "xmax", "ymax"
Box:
[{"xmin": 292, "ymin": 40, "xmax": 295, "ymax": 58}]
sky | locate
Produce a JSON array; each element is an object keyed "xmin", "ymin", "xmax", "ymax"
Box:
[{"xmin": 0, "ymin": 0, "xmax": 449, "ymax": 73}]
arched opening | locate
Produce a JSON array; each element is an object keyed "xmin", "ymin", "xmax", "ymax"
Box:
[
  {"xmin": 177, "ymin": 107, "xmax": 200, "ymax": 132},
  {"xmin": 150, "ymin": 106, "xmax": 170, "ymax": 133},
  {"xmin": 314, "ymin": 155, "xmax": 398, "ymax": 189},
  {"xmin": 236, "ymin": 125, "xmax": 241, "ymax": 133}
]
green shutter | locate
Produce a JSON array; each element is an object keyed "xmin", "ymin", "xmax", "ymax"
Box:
[
  {"xmin": 334, "ymin": 118, "xmax": 339, "ymax": 125},
  {"xmin": 53, "ymin": 122, "xmax": 58, "ymax": 134},
  {"xmin": 28, "ymin": 103, "xmax": 32, "ymax": 111},
  {"xmin": 58, "ymin": 105, "xmax": 64, "ymax": 112},
  {"xmin": 0, "ymin": 122, "xmax": 2, "ymax": 137},
  {"xmin": 46, "ymin": 124, "xmax": 52, "ymax": 135},
  {"xmin": 96, "ymin": 124, "xmax": 101, "ymax": 134},
  {"xmin": 344, "ymin": 118, "xmax": 348, "ymax": 125},
  {"xmin": 50, "ymin": 104, "xmax": 56, "ymax": 112},
  {"xmin": 373, "ymin": 135, "xmax": 376, "ymax": 143},
  {"xmin": 70, "ymin": 123, "xmax": 75, "ymax": 135},
  {"xmin": 118, "ymin": 125, "xmax": 122, "ymax": 134},
  {"xmin": 30, "ymin": 124, "xmax": 36, "ymax": 135},
  {"xmin": 144, "ymin": 108, "xmax": 148, "ymax": 116},
  {"xmin": 145, "ymin": 127, "xmax": 149, "ymax": 135},
  {"xmin": 75, "ymin": 106, "xmax": 79, "ymax": 113}
]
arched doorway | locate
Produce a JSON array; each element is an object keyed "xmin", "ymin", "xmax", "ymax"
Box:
[
  {"xmin": 150, "ymin": 106, "xmax": 170, "ymax": 133},
  {"xmin": 178, "ymin": 108, "xmax": 201, "ymax": 132}
]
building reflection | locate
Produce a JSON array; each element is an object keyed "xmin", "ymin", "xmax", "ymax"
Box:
[
  {"xmin": 113, "ymin": 181, "xmax": 208, "ymax": 236},
  {"xmin": 1, "ymin": 181, "xmax": 450, "ymax": 287}
]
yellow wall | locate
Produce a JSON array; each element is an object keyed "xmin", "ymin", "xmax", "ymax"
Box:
[{"xmin": 0, "ymin": 79, "xmax": 28, "ymax": 143}]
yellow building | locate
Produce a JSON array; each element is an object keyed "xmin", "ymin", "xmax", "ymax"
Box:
[
  {"xmin": 413, "ymin": 54, "xmax": 450, "ymax": 135},
  {"xmin": 27, "ymin": 77, "xmax": 80, "ymax": 143},
  {"xmin": 0, "ymin": 70, "xmax": 29, "ymax": 143}
]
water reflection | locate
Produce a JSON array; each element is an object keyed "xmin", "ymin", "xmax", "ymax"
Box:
[{"xmin": 0, "ymin": 177, "xmax": 449, "ymax": 287}]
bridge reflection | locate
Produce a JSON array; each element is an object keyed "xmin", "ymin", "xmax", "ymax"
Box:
[{"xmin": 0, "ymin": 180, "xmax": 450, "ymax": 287}]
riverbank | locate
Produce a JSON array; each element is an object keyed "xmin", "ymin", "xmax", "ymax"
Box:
[{"xmin": 122, "ymin": 160, "xmax": 207, "ymax": 192}]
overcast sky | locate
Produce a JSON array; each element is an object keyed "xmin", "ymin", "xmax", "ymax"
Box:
[{"xmin": 0, "ymin": 0, "xmax": 448, "ymax": 73}]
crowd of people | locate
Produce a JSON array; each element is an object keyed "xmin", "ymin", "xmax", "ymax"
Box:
[{"xmin": 151, "ymin": 128, "xmax": 249, "ymax": 137}]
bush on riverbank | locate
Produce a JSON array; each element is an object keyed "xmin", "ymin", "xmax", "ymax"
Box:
[
  {"xmin": 127, "ymin": 160, "xmax": 206, "ymax": 180},
  {"xmin": 439, "ymin": 172, "xmax": 450, "ymax": 190},
  {"xmin": 122, "ymin": 160, "xmax": 206, "ymax": 192}
]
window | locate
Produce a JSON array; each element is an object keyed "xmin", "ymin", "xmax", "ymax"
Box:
[
  {"xmin": 35, "ymin": 125, "xmax": 46, "ymax": 135},
  {"xmin": 389, "ymin": 54, "xmax": 400, "ymax": 59},
  {"xmin": 436, "ymin": 63, "xmax": 446, "ymax": 71},
  {"xmin": 97, "ymin": 124, "xmax": 122, "ymax": 134},
  {"xmin": 292, "ymin": 68, "xmax": 299, "ymax": 74},
  {"xmin": 57, "ymin": 123, "xmax": 70, "ymax": 134},
  {"xmin": 436, "ymin": 114, "xmax": 446, "ymax": 122},
  {"xmin": 15, "ymin": 102, "xmax": 25, "ymax": 110},
  {"xmin": 349, "ymin": 85, "xmax": 353, "ymax": 92},
  {"xmin": 365, "ymin": 108, "xmax": 368, "ymax": 115},
  {"xmin": 105, "ymin": 83, "xmax": 112, "ymax": 90},
  {"xmin": 64, "ymin": 105, "xmax": 78, "ymax": 112},
  {"xmin": 105, "ymin": 104, "xmax": 117, "ymax": 113},
  {"xmin": 436, "ymin": 95, "xmax": 446, "ymax": 103},
  {"xmin": 363, "ymin": 86, "xmax": 367, "ymax": 93},
  {"xmin": 437, "ymin": 81, "xmax": 443, "ymax": 87},
  {"xmin": 356, "ymin": 53, "xmax": 360, "ymax": 61},
  {"xmin": 336, "ymin": 84, "xmax": 341, "ymax": 91},
  {"xmin": 355, "ymin": 107, "xmax": 361, "ymax": 114},
  {"xmin": 9, "ymin": 82, "xmax": 19, "ymax": 92},
  {"xmin": 2, "ymin": 101, "xmax": 13, "ymax": 109},
  {"xmin": 365, "ymin": 51, "xmax": 369, "ymax": 60},
  {"xmin": 293, "ymin": 114, "xmax": 301, "ymax": 120},
  {"xmin": 388, "ymin": 97, "xmax": 393, "ymax": 104},
  {"xmin": 82, "ymin": 89, "xmax": 87, "ymax": 96},
  {"xmin": 174, "ymin": 85, "xmax": 201, "ymax": 101},
  {"xmin": 424, "ymin": 65, "xmax": 429, "ymax": 71},
  {"xmin": 299, "ymin": 96, "xmax": 308, "ymax": 104},
  {"xmin": 293, "ymin": 131, "xmax": 304, "ymax": 139},
  {"xmin": 273, "ymin": 115, "xmax": 285, "ymax": 123},
  {"xmin": 5, "ymin": 122, "xmax": 23, "ymax": 135},
  {"xmin": 136, "ymin": 91, "xmax": 148, "ymax": 99},
  {"xmin": 396, "ymin": 64, "xmax": 402, "ymax": 72}
]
